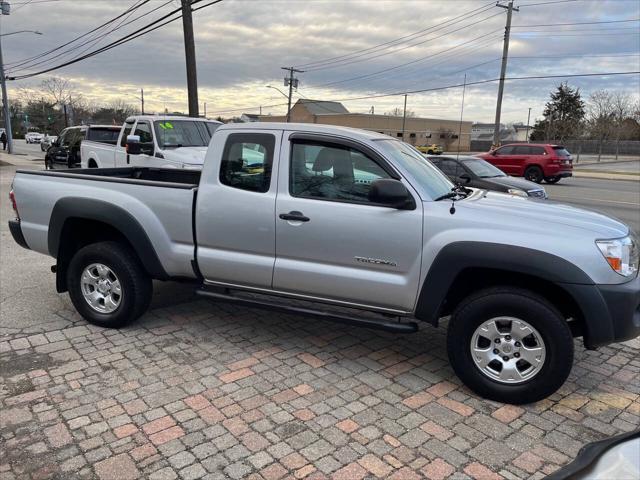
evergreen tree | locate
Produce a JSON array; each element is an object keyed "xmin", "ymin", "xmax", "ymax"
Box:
[{"xmin": 530, "ymin": 82, "xmax": 585, "ymax": 142}]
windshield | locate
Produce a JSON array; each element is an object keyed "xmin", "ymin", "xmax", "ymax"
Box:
[
  {"xmin": 375, "ymin": 140, "xmax": 453, "ymax": 199},
  {"xmin": 462, "ymin": 158, "xmax": 506, "ymax": 178},
  {"xmin": 153, "ymin": 120, "xmax": 212, "ymax": 148}
]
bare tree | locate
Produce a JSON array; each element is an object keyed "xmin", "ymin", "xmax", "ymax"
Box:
[
  {"xmin": 587, "ymin": 90, "xmax": 615, "ymax": 161},
  {"xmin": 41, "ymin": 77, "xmax": 74, "ymax": 106},
  {"xmin": 385, "ymin": 107, "xmax": 416, "ymax": 117},
  {"xmin": 610, "ymin": 92, "xmax": 634, "ymax": 159},
  {"xmin": 437, "ymin": 127, "xmax": 456, "ymax": 150}
]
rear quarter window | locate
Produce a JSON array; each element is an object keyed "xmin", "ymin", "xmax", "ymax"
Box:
[{"xmin": 553, "ymin": 146, "xmax": 571, "ymax": 157}]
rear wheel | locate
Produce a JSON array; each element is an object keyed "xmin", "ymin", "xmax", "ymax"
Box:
[
  {"xmin": 427, "ymin": 150, "xmax": 434, "ymax": 154},
  {"xmin": 524, "ymin": 166, "xmax": 543, "ymax": 183},
  {"xmin": 545, "ymin": 176, "xmax": 561, "ymax": 184},
  {"xmin": 447, "ymin": 287, "xmax": 573, "ymax": 404},
  {"xmin": 67, "ymin": 241, "xmax": 152, "ymax": 328}
]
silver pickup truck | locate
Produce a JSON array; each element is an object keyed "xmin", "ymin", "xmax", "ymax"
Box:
[{"xmin": 8, "ymin": 123, "xmax": 640, "ymax": 404}]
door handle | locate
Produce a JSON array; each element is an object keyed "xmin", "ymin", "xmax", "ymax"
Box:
[{"xmin": 279, "ymin": 211, "xmax": 310, "ymax": 222}]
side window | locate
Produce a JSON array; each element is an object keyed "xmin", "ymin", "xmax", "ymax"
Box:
[
  {"xmin": 513, "ymin": 145, "xmax": 531, "ymax": 155},
  {"xmin": 134, "ymin": 122, "xmax": 153, "ymax": 144},
  {"xmin": 437, "ymin": 159, "xmax": 459, "ymax": 178},
  {"xmin": 530, "ymin": 146, "xmax": 545, "ymax": 155},
  {"xmin": 57, "ymin": 129, "xmax": 68, "ymax": 146},
  {"xmin": 290, "ymin": 142, "xmax": 391, "ymax": 203},
  {"xmin": 496, "ymin": 145, "xmax": 514, "ymax": 155},
  {"xmin": 120, "ymin": 120, "xmax": 135, "ymax": 147},
  {"xmin": 219, "ymin": 133, "xmax": 275, "ymax": 193}
]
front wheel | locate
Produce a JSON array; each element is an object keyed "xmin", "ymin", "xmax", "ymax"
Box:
[
  {"xmin": 67, "ymin": 241, "xmax": 152, "ymax": 328},
  {"xmin": 545, "ymin": 176, "xmax": 561, "ymax": 184},
  {"xmin": 447, "ymin": 287, "xmax": 573, "ymax": 404}
]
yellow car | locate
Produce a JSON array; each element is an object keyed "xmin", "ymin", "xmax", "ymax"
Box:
[{"xmin": 416, "ymin": 144, "xmax": 443, "ymax": 155}]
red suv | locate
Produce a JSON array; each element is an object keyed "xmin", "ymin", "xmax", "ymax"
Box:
[{"xmin": 478, "ymin": 143, "xmax": 573, "ymax": 184}]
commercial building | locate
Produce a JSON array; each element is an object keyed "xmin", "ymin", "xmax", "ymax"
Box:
[{"xmin": 259, "ymin": 99, "xmax": 472, "ymax": 151}]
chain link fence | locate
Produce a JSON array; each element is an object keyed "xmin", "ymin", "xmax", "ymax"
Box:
[{"xmin": 470, "ymin": 139, "xmax": 640, "ymax": 161}]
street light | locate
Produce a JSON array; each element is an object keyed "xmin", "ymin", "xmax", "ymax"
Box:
[
  {"xmin": 0, "ymin": 30, "xmax": 44, "ymax": 154},
  {"xmin": 265, "ymin": 85, "xmax": 289, "ymax": 100}
]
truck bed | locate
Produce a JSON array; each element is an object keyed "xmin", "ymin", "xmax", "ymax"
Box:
[
  {"xmin": 22, "ymin": 167, "xmax": 201, "ymax": 188},
  {"xmin": 12, "ymin": 167, "xmax": 200, "ymax": 279}
]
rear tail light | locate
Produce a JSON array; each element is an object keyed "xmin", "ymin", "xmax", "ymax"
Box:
[{"xmin": 9, "ymin": 189, "xmax": 19, "ymax": 219}]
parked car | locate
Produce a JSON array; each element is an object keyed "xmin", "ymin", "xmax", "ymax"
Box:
[
  {"xmin": 46, "ymin": 125, "xmax": 120, "ymax": 169},
  {"xmin": 416, "ymin": 143, "xmax": 443, "ymax": 155},
  {"xmin": 25, "ymin": 131, "xmax": 44, "ymax": 144},
  {"xmin": 80, "ymin": 115, "xmax": 222, "ymax": 169},
  {"xmin": 9, "ymin": 123, "xmax": 639, "ymax": 404},
  {"xmin": 429, "ymin": 155, "xmax": 547, "ymax": 199},
  {"xmin": 41, "ymin": 135, "xmax": 58, "ymax": 152},
  {"xmin": 478, "ymin": 143, "xmax": 573, "ymax": 184}
]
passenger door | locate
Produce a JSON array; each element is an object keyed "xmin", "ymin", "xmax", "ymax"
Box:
[
  {"xmin": 273, "ymin": 134, "xmax": 423, "ymax": 313},
  {"xmin": 48, "ymin": 129, "xmax": 68, "ymax": 167},
  {"xmin": 196, "ymin": 130, "xmax": 281, "ymax": 288},
  {"xmin": 129, "ymin": 121, "xmax": 157, "ymax": 167},
  {"xmin": 115, "ymin": 120, "xmax": 135, "ymax": 167},
  {"xmin": 491, "ymin": 145, "xmax": 519, "ymax": 175}
]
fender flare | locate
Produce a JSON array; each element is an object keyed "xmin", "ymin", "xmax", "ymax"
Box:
[
  {"xmin": 414, "ymin": 241, "xmax": 594, "ymax": 325},
  {"xmin": 48, "ymin": 197, "xmax": 168, "ymax": 281}
]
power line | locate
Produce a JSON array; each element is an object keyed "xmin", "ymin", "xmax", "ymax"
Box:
[
  {"xmin": 304, "ymin": 9, "xmax": 504, "ymax": 73},
  {"xmin": 9, "ymin": 0, "xmax": 225, "ymax": 80},
  {"xmin": 512, "ymin": 18, "xmax": 639, "ymax": 27},
  {"xmin": 518, "ymin": 0, "xmax": 581, "ymax": 7},
  {"xmin": 294, "ymin": 0, "xmax": 496, "ymax": 69},
  {"xmin": 5, "ymin": 0, "xmax": 152, "ymax": 69},
  {"xmin": 307, "ymin": 28, "xmax": 503, "ymax": 89},
  {"xmin": 209, "ymin": 71, "xmax": 640, "ymax": 117}
]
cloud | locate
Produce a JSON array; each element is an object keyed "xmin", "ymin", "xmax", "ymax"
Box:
[{"xmin": 3, "ymin": 0, "xmax": 639, "ymax": 122}]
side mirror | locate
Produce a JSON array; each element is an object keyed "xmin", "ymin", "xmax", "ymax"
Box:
[
  {"xmin": 459, "ymin": 173, "xmax": 471, "ymax": 184},
  {"xmin": 369, "ymin": 179, "xmax": 415, "ymax": 210},
  {"xmin": 126, "ymin": 134, "xmax": 141, "ymax": 155}
]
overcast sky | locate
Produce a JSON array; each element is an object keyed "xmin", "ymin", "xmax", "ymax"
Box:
[{"xmin": 1, "ymin": 0, "xmax": 639, "ymax": 123}]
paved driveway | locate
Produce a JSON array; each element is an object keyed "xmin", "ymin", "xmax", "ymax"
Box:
[{"xmin": 1, "ymin": 164, "xmax": 639, "ymax": 480}]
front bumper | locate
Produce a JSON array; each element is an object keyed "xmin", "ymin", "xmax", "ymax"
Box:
[
  {"xmin": 9, "ymin": 219, "xmax": 30, "ymax": 250},
  {"xmin": 564, "ymin": 275, "xmax": 640, "ymax": 349}
]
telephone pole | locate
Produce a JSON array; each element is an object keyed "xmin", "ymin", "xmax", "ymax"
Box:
[
  {"xmin": 140, "ymin": 88, "xmax": 145, "ymax": 115},
  {"xmin": 525, "ymin": 107, "xmax": 531, "ymax": 142},
  {"xmin": 181, "ymin": 0, "xmax": 199, "ymax": 117},
  {"xmin": 401, "ymin": 94, "xmax": 408, "ymax": 141},
  {"xmin": 492, "ymin": 0, "xmax": 518, "ymax": 147},
  {"xmin": 281, "ymin": 67, "xmax": 303, "ymax": 123}
]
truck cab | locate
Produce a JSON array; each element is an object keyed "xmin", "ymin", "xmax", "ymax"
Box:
[{"xmin": 81, "ymin": 115, "xmax": 222, "ymax": 169}]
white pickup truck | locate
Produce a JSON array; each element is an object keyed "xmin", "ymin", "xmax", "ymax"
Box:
[
  {"xmin": 9, "ymin": 122, "xmax": 639, "ymax": 404},
  {"xmin": 80, "ymin": 115, "xmax": 222, "ymax": 169}
]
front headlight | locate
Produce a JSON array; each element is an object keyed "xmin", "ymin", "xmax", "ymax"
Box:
[
  {"xmin": 507, "ymin": 188, "xmax": 528, "ymax": 198},
  {"xmin": 596, "ymin": 234, "xmax": 638, "ymax": 277}
]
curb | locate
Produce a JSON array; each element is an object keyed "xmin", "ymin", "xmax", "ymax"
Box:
[{"xmin": 573, "ymin": 171, "xmax": 639, "ymax": 182}]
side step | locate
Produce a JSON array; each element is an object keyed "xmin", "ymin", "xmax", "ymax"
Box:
[{"xmin": 196, "ymin": 288, "xmax": 419, "ymax": 334}]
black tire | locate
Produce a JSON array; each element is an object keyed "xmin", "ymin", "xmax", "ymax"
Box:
[
  {"xmin": 67, "ymin": 241, "xmax": 152, "ymax": 328},
  {"xmin": 545, "ymin": 176, "xmax": 561, "ymax": 184},
  {"xmin": 524, "ymin": 166, "xmax": 544, "ymax": 183},
  {"xmin": 427, "ymin": 150, "xmax": 434, "ymax": 154},
  {"xmin": 447, "ymin": 287, "xmax": 573, "ymax": 404}
]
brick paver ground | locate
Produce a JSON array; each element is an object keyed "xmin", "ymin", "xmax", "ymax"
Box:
[{"xmin": 1, "ymin": 299, "xmax": 638, "ymax": 479}]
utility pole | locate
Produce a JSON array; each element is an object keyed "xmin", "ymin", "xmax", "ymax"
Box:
[
  {"xmin": 281, "ymin": 67, "xmax": 303, "ymax": 123},
  {"xmin": 181, "ymin": 0, "xmax": 199, "ymax": 117},
  {"xmin": 457, "ymin": 74, "xmax": 467, "ymax": 158},
  {"xmin": 203, "ymin": 102, "xmax": 207, "ymax": 117},
  {"xmin": 1, "ymin": 1, "xmax": 13, "ymax": 153},
  {"xmin": 140, "ymin": 88, "xmax": 145, "ymax": 115},
  {"xmin": 401, "ymin": 94, "xmax": 408, "ymax": 141},
  {"xmin": 525, "ymin": 107, "xmax": 531, "ymax": 142},
  {"xmin": 63, "ymin": 104, "xmax": 68, "ymax": 127},
  {"xmin": 492, "ymin": 0, "xmax": 518, "ymax": 147}
]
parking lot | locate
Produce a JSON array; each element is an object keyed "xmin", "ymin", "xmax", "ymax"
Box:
[{"xmin": 1, "ymin": 157, "xmax": 639, "ymax": 480}]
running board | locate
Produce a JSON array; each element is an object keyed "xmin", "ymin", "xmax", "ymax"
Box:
[{"xmin": 196, "ymin": 288, "xmax": 419, "ymax": 334}]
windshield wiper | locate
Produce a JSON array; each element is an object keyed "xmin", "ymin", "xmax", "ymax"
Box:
[
  {"xmin": 434, "ymin": 185, "xmax": 470, "ymax": 201},
  {"xmin": 163, "ymin": 143, "xmax": 184, "ymax": 148}
]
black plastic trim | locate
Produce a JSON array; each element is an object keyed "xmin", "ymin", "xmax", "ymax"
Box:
[
  {"xmin": 48, "ymin": 198, "xmax": 169, "ymax": 280},
  {"xmin": 415, "ymin": 242, "xmax": 594, "ymax": 326},
  {"xmin": 15, "ymin": 168, "xmax": 198, "ymax": 189},
  {"xmin": 546, "ymin": 429, "xmax": 639, "ymax": 480},
  {"xmin": 8, "ymin": 219, "xmax": 29, "ymax": 250}
]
